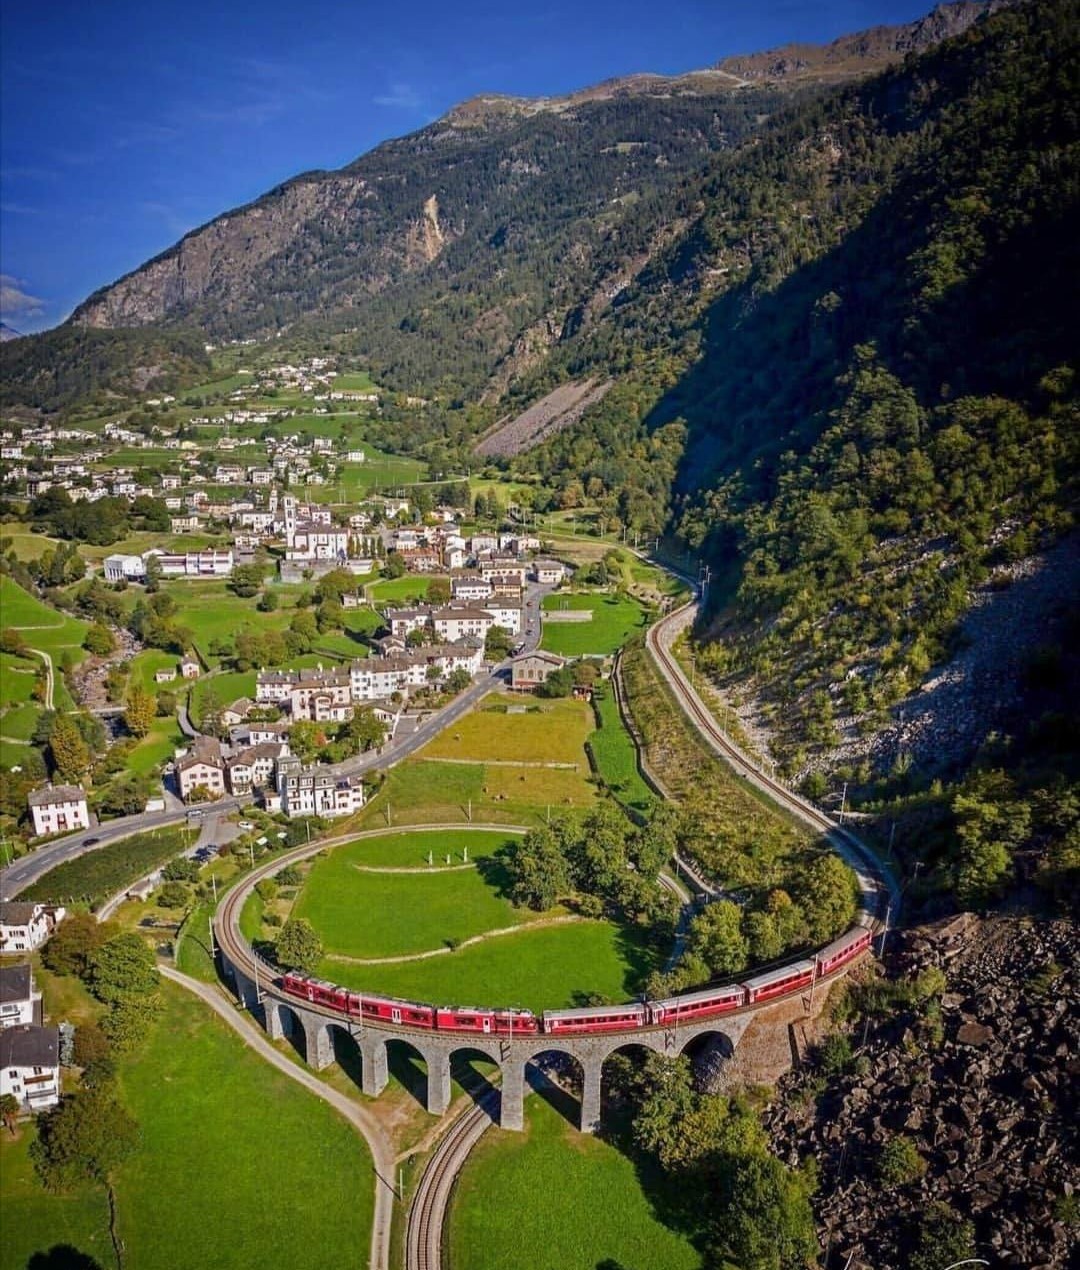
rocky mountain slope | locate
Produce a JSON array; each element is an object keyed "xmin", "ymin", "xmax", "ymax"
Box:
[
  {"xmin": 67, "ymin": 2, "xmax": 1000, "ymax": 400},
  {"xmin": 765, "ymin": 914, "xmax": 1078, "ymax": 1269}
]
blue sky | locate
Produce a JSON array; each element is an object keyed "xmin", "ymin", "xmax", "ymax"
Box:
[{"xmin": 1, "ymin": 0, "xmax": 932, "ymax": 334}]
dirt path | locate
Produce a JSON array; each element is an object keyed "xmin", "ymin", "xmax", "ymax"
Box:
[
  {"xmin": 160, "ymin": 966, "xmax": 395, "ymax": 1270},
  {"xmin": 30, "ymin": 648, "xmax": 55, "ymax": 710},
  {"xmin": 327, "ymin": 914, "xmax": 586, "ymax": 966},
  {"xmin": 352, "ymin": 862, "xmax": 476, "ymax": 875}
]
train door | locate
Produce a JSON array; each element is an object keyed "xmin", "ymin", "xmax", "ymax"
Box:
[
  {"xmin": 391, "ymin": 1007, "xmax": 402, "ymax": 1024},
  {"xmin": 482, "ymin": 1016, "xmax": 491, "ymax": 1034}
]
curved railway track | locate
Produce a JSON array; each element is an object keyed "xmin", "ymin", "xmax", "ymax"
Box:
[
  {"xmin": 646, "ymin": 597, "xmax": 901, "ymax": 926},
  {"xmin": 407, "ymin": 1093, "xmax": 497, "ymax": 1270}
]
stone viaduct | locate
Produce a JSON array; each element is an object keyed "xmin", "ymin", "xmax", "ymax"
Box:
[{"xmin": 226, "ymin": 958, "xmax": 752, "ymax": 1133}]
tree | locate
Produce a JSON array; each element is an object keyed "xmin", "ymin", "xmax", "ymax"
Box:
[
  {"xmin": 42, "ymin": 914, "xmax": 116, "ymax": 979},
  {"xmin": 426, "ymin": 579, "xmax": 450, "ymax": 605},
  {"xmin": 446, "ymin": 668, "xmax": 471, "ymax": 694},
  {"xmin": 0, "ymin": 628, "xmax": 28, "ymax": 655},
  {"xmin": 48, "ymin": 715, "xmax": 91, "ymax": 784},
  {"xmin": 685, "ymin": 901, "xmax": 749, "ymax": 980},
  {"xmin": 275, "ymin": 919, "xmax": 323, "ymax": 972},
  {"xmin": 485, "ymin": 626, "xmax": 514, "ymax": 659},
  {"xmin": 795, "ymin": 854, "xmax": 858, "ymax": 944},
  {"xmin": 87, "ymin": 933, "xmax": 159, "ymax": 1004},
  {"xmin": 82, "ymin": 624, "xmax": 114, "ymax": 656},
  {"xmin": 1, "ymin": 1093, "xmax": 19, "ymax": 1135},
  {"xmin": 382, "ymin": 553, "xmax": 406, "ymax": 579},
  {"xmin": 30, "ymin": 1089, "xmax": 139, "ymax": 1190},
  {"xmin": 162, "ymin": 857, "xmax": 199, "ymax": 882},
  {"xmin": 344, "ymin": 708, "xmax": 385, "ymax": 753},
  {"xmin": 502, "ymin": 826, "xmax": 570, "ymax": 910},
  {"xmin": 72, "ymin": 1024, "xmax": 112, "ymax": 1070},
  {"xmin": 256, "ymin": 589, "xmax": 279, "ymax": 612},
  {"xmin": 708, "ymin": 1149, "xmax": 818, "ymax": 1270},
  {"xmin": 229, "ymin": 563, "xmax": 265, "ymax": 597},
  {"xmin": 99, "ymin": 995, "xmax": 163, "ymax": 1053},
  {"xmin": 124, "ymin": 686, "xmax": 155, "ymax": 738},
  {"xmin": 288, "ymin": 721, "xmax": 321, "ymax": 763}
]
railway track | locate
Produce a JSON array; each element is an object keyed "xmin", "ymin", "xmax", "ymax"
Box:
[
  {"xmin": 407, "ymin": 1093, "xmax": 498, "ymax": 1270},
  {"xmin": 645, "ymin": 598, "xmax": 901, "ymax": 925}
]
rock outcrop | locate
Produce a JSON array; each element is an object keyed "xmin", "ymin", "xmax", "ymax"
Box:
[{"xmin": 764, "ymin": 915, "xmax": 1078, "ymax": 1268}]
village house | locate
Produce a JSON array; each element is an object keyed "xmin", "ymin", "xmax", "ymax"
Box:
[
  {"xmin": 451, "ymin": 574, "xmax": 494, "ymax": 603},
  {"xmin": 176, "ymin": 737, "xmax": 226, "ymax": 801},
  {"xmin": 532, "ymin": 559, "xmax": 567, "ymax": 585},
  {"xmin": 225, "ymin": 742, "xmax": 290, "ymax": 794},
  {"xmin": 432, "ymin": 605, "xmax": 495, "ymax": 643},
  {"xmin": 151, "ymin": 548, "xmax": 235, "ymax": 577},
  {"xmin": 385, "ymin": 606, "xmax": 434, "ymax": 639},
  {"xmin": 0, "ymin": 903, "xmax": 65, "ymax": 954},
  {"xmin": 179, "ymin": 655, "xmax": 201, "ymax": 679},
  {"xmin": 480, "ymin": 602, "xmax": 523, "ymax": 636},
  {"xmin": 276, "ymin": 760, "xmax": 366, "ymax": 819},
  {"xmin": 170, "ymin": 515, "xmax": 203, "ymax": 533},
  {"xmin": 154, "ymin": 667, "xmax": 177, "ymax": 684},
  {"xmin": 0, "ymin": 964, "xmax": 40, "ymax": 1029},
  {"xmin": 27, "ymin": 785, "xmax": 90, "ymax": 837},
  {"xmin": 0, "ymin": 1025, "xmax": 60, "ymax": 1111},
  {"xmin": 511, "ymin": 651, "xmax": 567, "ymax": 691}
]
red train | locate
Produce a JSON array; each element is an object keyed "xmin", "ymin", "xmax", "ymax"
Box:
[{"xmin": 279, "ymin": 922, "xmax": 874, "ymax": 1038}]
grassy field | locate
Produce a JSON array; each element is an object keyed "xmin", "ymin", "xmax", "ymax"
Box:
[
  {"xmin": 292, "ymin": 829, "xmax": 540, "ymax": 958},
  {"xmin": 127, "ymin": 715, "xmax": 185, "ymax": 774},
  {"xmin": 367, "ymin": 574, "xmax": 448, "ymax": 605},
  {"xmin": 0, "ymin": 522, "xmax": 60, "ymax": 562},
  {"xmin": 450, "ymin": 1095, "xmax": 700, "ymax": 1270},
  {"xmin": 421, "ymin": 696, "xmax": 594, "ymax": 767},
  {"xmin": 0, "ymin": 1128, "xmax": 112, "ymax": 1270},
  {"xmin": 324, "ymin": 827, "xmax": 516, "ymax": 867},
  {"xmin": 540, "ymin": 591, "xmax": 649, "ymax": 656},
  {"xmin": 112, "ymin": 982, "xmax": 373, "ymax": 1269},
  {"xmin": 20, "ymin": 827, "xmax": 195, "ymax": 907},
  {"xmin": 322, "ymin": 918, "xmax": 658, "ymax": 1014},
  {"xmin": 588, "ymin": 687, "xmax": 656, "ymax": 817},
  {"xmin": 359, "ymin": 752, "xmax": 596, "ymax": 831}
]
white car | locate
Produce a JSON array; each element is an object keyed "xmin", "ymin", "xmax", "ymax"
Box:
[{"xmin": 238, "ymin": 820, "xmax": 254, "ymax": 830}]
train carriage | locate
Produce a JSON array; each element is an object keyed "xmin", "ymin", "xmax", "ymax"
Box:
[
  {"xmin": 434, "ymin": 1006, "xmax": 538, "ymax": 1036},
  {"xmin": 815, "ymin": 925, "xmax": 874, "ymax": 977},
  {"xmin": 360, "ymin": 994, "xmax": 435, "ymax": 1029},
  {"xmin": 741, "ymin": 958, "xmax": 816, "ymax": 1004},
  {"xmin": 542, "ymin": 1002, "xmax": 647, "ymax": 1034},
  {"xmin": 648, "ymin": 983, "xmax": 745, "ymax": 1025},
  {"xmin": 281, "ymin": 973, "xmax": 355, "ymax": 1014}
]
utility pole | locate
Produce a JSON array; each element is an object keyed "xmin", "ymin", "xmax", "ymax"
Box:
[
  {"xmin": 211, "ymin": 873, "xmax": 217, "ymax": 902},
  {"xmin": 248, "ymin": 841, "xmax": 255, "ymax": 870},
  {"xmin": 838, "ymin": 782, "xmax": 848, "ymax": 825},
  {"xmin": 208, "ymin": 916, "xmax": 216, "ymax": 958}
]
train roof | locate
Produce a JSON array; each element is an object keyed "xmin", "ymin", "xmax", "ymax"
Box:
[
  {"xmin": 741, "ymin": 959, "xmax": 816, "ymax": 991},
  {"xmin": 436, "ymin": 1004, "xmax": 535, "ymax": 1017},
  {"xmin": 816, "ymin": 926, "xmax": 873, "ymax": 962},
  {"xmin": 362, "ymin": 992, "xmax": 433, "ymax": 1009},
  {"xmin": 650, "ymin": 983, "xmax": 743, "ymax": 1011},
  {"xmin": 543, "ymin": 1002, "xmax": 646, "ymax": 1021}
]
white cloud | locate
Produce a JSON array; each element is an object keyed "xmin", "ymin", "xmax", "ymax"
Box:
[
  {"xmin": 0, "ymin": 275, "xmax": 45, "ymax": 319},
  {"xmin": 373, "ymin": 81, "xmax": 423, "ymax": 110}
]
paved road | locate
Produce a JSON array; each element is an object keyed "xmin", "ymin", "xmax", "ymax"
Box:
[
  {"xmin": 0, "ymin": 797, "xmax": 246, "ymax": 900},
  {"xmin": 161, "ymin": 967, "xmax": 395, "ymax": 1270}
]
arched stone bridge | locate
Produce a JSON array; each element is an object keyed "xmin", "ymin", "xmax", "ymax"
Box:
[{"xmin": 225, "ymin": 956, "xmax": 751, "ymax": 1133}]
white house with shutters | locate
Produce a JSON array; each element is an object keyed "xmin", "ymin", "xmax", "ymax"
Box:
[{"xmin": 27, "ymin": 785, "xmax": 90, "ymax": 837}]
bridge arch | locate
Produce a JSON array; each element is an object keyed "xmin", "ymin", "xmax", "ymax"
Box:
[
  {"xmin": 264, "ymin": 998, "xmax": 309, "ymax": 1063},
  {"xmin": 522, "ymin": 1047, "xmax": 590, "ymax": 1131},
  {"xmin": 448, "ymin": 1043, "xmax": 502, "ymax": 1114},
  {"xmin": 324, "ymin": 1020, "xmax": 365, "ymax": 1090}
]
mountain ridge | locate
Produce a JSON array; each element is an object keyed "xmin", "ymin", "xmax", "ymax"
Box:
[{"xmin": 68, "ymin": 0, "xmax": 1003, "ymax": 373}]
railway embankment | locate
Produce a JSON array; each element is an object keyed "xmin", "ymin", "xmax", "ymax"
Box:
[{"xmin": 763, "ymin": 913, "xmax": 1078, "ymax": 1269}]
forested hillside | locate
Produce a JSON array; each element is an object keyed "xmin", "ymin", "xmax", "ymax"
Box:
[{"xmin": 555, "ymin": 0, "xmax": 1078, "ymax": 912}]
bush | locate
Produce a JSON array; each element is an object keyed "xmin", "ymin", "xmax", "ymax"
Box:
[
  {"xmin": 816, "ymin": 1031, "xmax": 853, "ymax": 1075},
  {"xmin": 157, "ymin": 881, "xmax": 189, "ymax": 909},
  {"xmin": 275, "ymin": 865, "xmax": 301, "ymax": 887},
  {"xmin": 255, "ymin": 878, "xmax": 278, "ymax": 902},
  {"xmin": 263, "ymin": 913, "xmax": 283, "ymax": 928},
  {"xmin": 162, "ymin": 856, "xmax": 199, "ymax": 883},
  {"xmin": 877, "ymin": 1135, "xmax": 927, "ymax": 1186}
]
